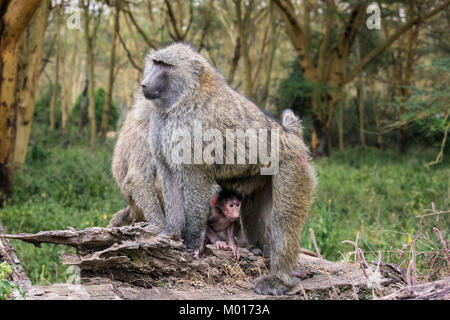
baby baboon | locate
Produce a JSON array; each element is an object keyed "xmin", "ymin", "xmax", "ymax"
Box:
[
  {"xmin": 195, "ymin": 190, "xmax": 242, "ymax": 260},
  {"xmin": 108, "ymin": 98, "xmax": 165, "ymax": 229},
  {"xmin": 140, "ymin": 43, "xmax": 317, "ymax": 295}
]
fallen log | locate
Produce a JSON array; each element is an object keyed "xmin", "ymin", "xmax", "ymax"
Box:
[
  {"xmin": 382, "ymin": 277, "xmax": 450, "ymax": 300},
  {"xmin": 0, "ymin": 221, "xmax": 30, "ymax": 283},
  {"xmin": 0, "ymin": 223, "xmax": 408, "ymax": 300}
]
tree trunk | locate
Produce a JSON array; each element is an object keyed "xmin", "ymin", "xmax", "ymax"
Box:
[
  {"xmin": 13, "ymin": 0, "xmax": 49, "ymax": 164},
  {"xmin": 357, "ymin": 82, "xmax": 366, "ymax": 148},
  {"xmin": 338, "ymin": 101, "xmax": 344, "ymax": 152},
  {"xmin": 59, "ymin": 10, "xmax": 70, "ymax": 136},
  {"xmin": 0, "ymin": 0, "xmax": 41, "ymax": 206},
  {"xmin": 61, "ymin": 29, "xmax": 79, "ymax": 136},
  {"xmin": 82, "ymin": 1, "xmax": 102, "ymax": 145},
  {"xmin": 324, "ymin": 116, "xmax": 332, "ymax": 157},
  {"xmin": 100, "ymin": 5, "xmax": 118, "ymax": 139},
  {"xmin": 356, "ymin": 38, "xmax": 365, "ymax": 148},
  {"xmin": 226, "ymin": 35, "xmax": 240, "ymax": 85},
  {"xmin": 49, "ymin": 7, "xmax": 61, "ymax": 132},
  {"xmin": 77, "ymin": 74, "xmax": 89, "ymax": 135},
  {"xmin": 311, "ymin": 92, "xmax": 337, "ymax": 157},
  {"xmin": 310, "ymin": 109, "xmax": 327, "ymax": 157},
  {"xmin": 398, "ymin": 23, "xmax": 419, "ymax": 154},
  {"xmin": 234, "ymin": 0, "xmax": 254, "ymax": 100},
  {"xmin": 259, "ymin": 4, "xmax": 279, "ymax": 107},
  {"xmin": 369, "ymin": 80, "xmax": 383, "ymax": 149},
  {"xmin": 86, "ymin": 44, "xmax": 96, "ymax": 145}
]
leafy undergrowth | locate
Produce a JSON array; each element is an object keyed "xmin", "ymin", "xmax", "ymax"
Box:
[{"xmin": 0, "ymin": 129, "xmax": 448, "ymax": 285}]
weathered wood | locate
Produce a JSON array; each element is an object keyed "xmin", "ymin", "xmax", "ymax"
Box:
[
  {"xmin": 0, "ymin": 221, "xmax": 30, "ymax": 283},
  {"xmin": 382, "ymin": 277, "xmax": 450, "ymax": 300},
  {"xmin": 0, "ymin": 223, "xmax": 410, "ymax": 300}
]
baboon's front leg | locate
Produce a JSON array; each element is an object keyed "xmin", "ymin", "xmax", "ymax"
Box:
[
  {"xmin": 182, "ymin": 171, "xmax": 220, "ymax": 249},
  {"xmin": 158, "ymin": 164, "xmax": 185, "ymax": 240}
]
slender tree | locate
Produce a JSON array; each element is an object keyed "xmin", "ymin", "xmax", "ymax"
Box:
[
  {"xmin": 49, "ymin": 6, "xmax": 62, "ymax": 131},
  {"xmin": 81, "ymin": 0, "xmax": 103, "ymax": 145},
  {"xmin": 100, "ymin": 3, "xmax": 119, "ymax": 139},
  {"xmin": 14, "ymin": 0, "xmax": 50, "ymax": 164},
  {"xmin": 0, "ymin": 0, "xmax": 41, "ymax": 205}
]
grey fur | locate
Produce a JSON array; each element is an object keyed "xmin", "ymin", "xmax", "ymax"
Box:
[{"xmin": 108, "ymin": 99, "xmax": 165, "ymax": 229}]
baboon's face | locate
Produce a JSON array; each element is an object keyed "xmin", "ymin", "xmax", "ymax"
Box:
[
  {"xmin": 141, "ymin": 60, "xmax": 171, "ymax": 101},
  {"xmin": 141, "ymin": 45, "xmax": 206, "ymax": 110},
  {"xmin": 220, "ymin": 197, "xmax": 241, "ymax": 221}
]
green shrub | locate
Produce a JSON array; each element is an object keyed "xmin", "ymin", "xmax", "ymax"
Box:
[
  {"xmin": 0, "ymin": 262, "xmax": 26, "ymax": 300},
  {"xmin": 71, "ymin": 87, "xmax": 120, "ymax": 133}
]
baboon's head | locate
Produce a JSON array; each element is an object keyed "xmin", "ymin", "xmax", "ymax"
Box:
[{"xmin": 141, "ymin": 43, "xmax": 210, "ymax": 110}]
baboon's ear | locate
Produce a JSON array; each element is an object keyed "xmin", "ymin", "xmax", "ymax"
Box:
[
  {"xmin": 191, "ymin": 60, "xmax": 204, "ymax": 79},
  {"xmin": 210, "ymin": 195, "xmax": 219, "ymax": 207}
]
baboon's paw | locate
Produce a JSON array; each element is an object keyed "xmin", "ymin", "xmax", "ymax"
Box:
[
  {"xmin": 158, "ymin": 228, "xmax": 181, "ymax": 241},
  {"xmin": 253, "ymin": 276, "xmax": 291, "ymax": 296}
]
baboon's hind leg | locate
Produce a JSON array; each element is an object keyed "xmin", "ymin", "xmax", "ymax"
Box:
[{"xmin": 254, "ymin": 159, "xmax": 314, "ymax": 295}]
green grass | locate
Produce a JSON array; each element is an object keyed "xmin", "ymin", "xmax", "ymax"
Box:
[
  {"xmin": 0, "ymin": 126, "xmax": 125, "ymax": 284},
  {"xmin": 0, "ymin": 127, "xmax": 448, "ymax": 284},
  {"xmin": 302, "ymin": 146, "xmax": 449, "ymax": 280}
]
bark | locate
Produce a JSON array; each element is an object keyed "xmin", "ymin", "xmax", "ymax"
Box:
[
  {"xmin": 0, "ymin": 0, "xmax": 41, "ymax": 206},
  {"xmin": 125, "ymin": 2, "xmax": 157, "ymax": 50},
  {"xmin": 338, "ymin": 100, "xmax": 344, "ymax": 151},
  {"xmin": 234, "ymin": 0, "xmax": 254, "ymax": 100},
  {"xmin": 82, "ymin": 0, "xmax": 103, "ymax": 145},
  {"xmin": 77, "ymin": 74, "xmax": 89, "ymax": 135},
  {"xmin": 49, "ymin": 7, "xmax": 62, "ymax": 131},
  {"xmin": 100, "ymin": 5, "xmax": 118, "ymax": 139},
  {"xmin": 369, "ymin": 80, "xmax": 383, "ymax": 149},
  {"xmin": 398, "ymin": 19, "xmax": 419, "ymax": 154},
  {"xmin": 226, "ymin": 35, "xmax": 240, "ymax": 85},
  {"xmin": 117, "ymin": 27, "xmax": 143, "ymax": 73},
  {"xmin": 382, "ymin": 277, "xmax": 450, "ymax": 300},
  {"xmin": 355, "ymin": 38, "xmax": 365, "ymax": 148},
  {"xmin": 61, "ymin": 29, "xmax": 79, "ymax": 136},
  {"xmin": 0, "ymin": 223, "xmax": 408, "ymax": 300},
  {"xmin": 122, "ymin": 11, "xmax": 142, "ymax": 98},
  {"xmin": 197, "ymin": 0, "xmax": 214, "ymax": 52},
  {"xmin": 0, "ymin": 221, "xmax": 30, "ymax": 283},
  {"xmin": 357, "ymin": 82, "xmax": 366, "ymax": 148},
  {"xmin": 259, "ymin": 4, "xmax": 279, "ymax": 107},
  {"xmin": 164, "ymin": 0, "xmax": 193, "ymax": 42},
  {"xmin": 13, "ymin": 0, "xmax": 49, "ymax": 164}
]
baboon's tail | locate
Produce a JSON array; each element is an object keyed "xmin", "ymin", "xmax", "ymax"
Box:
[{"xmin": 282, "ymin": 109, "xmax": 303, "ymax": 137}]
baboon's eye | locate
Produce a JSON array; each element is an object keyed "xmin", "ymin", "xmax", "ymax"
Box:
[
  {"xmin": 153, "ymin": 60, "xmax": 172, "ymax": 68},
  {"xmin": 230, "ymin": 204, "xmax": 234, "ymax": 207}
]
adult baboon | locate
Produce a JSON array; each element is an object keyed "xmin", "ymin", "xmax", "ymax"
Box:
[
  {"xmin": 108, "ymin": 97, "xmax": 164, "ymax": 229},
  {"xmin": 140, "ymin": 43, "xmax": 316, "ymax": 295}
]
